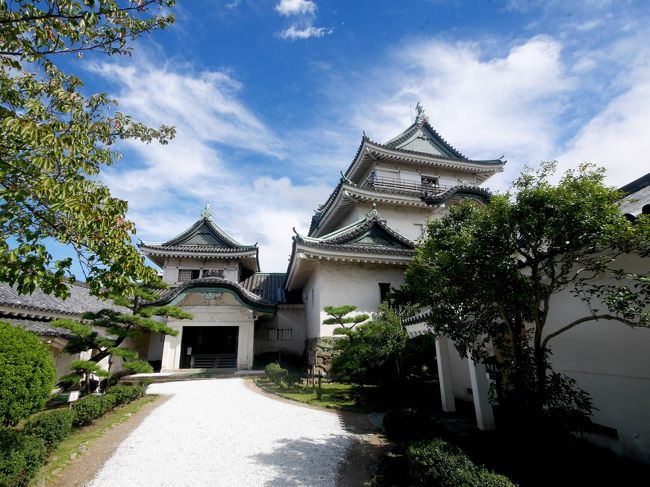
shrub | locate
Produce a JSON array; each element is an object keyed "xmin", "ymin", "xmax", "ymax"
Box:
[
  {"xmin": 477, "ymin": 471, "xmax": 517, "ymax": 486},
  {"xmin": 264, "ymin": 363, "xmax": 288, "ymax": 387},
  {"xmin": 407, "ymin": 439, "xmax": 517, "ymax": 487},
  {"xmin": 100, "ymin": 393, "xmax": 118, "ymax": 414},
  {"xmin": 0, "ymin": 428, "xmax": 46, "ymax": 487},
  {"xmin": 407, "ymin": 438, "xmax": 479, "ymax": 487},
  {"xmin": 23, "ymin": 409, "xmax": 75, "ymax": 451},
  {"xmin": 72, "ymin": 395, "xmax": 103, "ymax": 427},
  {"xmin": 0, "ymin": 322, "xmax": 56, "ymax": 426},
  {"xmin": 106, "ymin": 384, "xmax": 142, "ymax": 405}
]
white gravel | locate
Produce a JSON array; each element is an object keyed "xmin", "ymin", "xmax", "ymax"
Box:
[{"xmin": 86, "ymin": 379, "xmax": 353, "ymax": 487}]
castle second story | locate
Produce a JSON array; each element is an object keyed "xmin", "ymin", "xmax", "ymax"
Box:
[
  {"xmin": 308, "ymin": 108, "xmax": 505, "ymax": 242},
  {"xmin": 139, "ymin": 207, "xmax": 259, "ymax": 285}
]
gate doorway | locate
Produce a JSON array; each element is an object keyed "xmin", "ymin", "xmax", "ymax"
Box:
[{"xmin": 180, "ymin": 326, "xmax": 238, "ymax": 369}]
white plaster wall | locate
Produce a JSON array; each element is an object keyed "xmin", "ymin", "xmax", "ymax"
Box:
[
  {"xmin": 544, "ymin": 253, "xmax": 650, "ymax": 462},
  {"xmin": 373, "ymin": 162, "xmax": 481, "ymax": 187},
  {"xmin": 147, "ymin": 332, "xmax": 165, "ymax": 361},
  {"xmin": 302, "ymin": 269, "xmax": 322, "ymax": 340},
  {"xmin": 161, "ymin": 257, "xmax": 240, "ymax": 284},
  {"xmin": 254, "ymin": 306, "xmax": 306, "ymax": 357},
  {"xmin": 447, "ymin": 343, "xmax": 474, "ymax": 403},
  {"xmin": 316, "ymin": 261, "xmax": 407, "ymax": 337}
]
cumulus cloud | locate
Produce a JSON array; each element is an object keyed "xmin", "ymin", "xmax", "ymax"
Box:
[
  {"xmin": 88, "ymin": 54, "xmax": 330, "ymax": 271},
  {"xmin": 275, "ymin": 0, "xmax": 331, "ymax": 41},
  {"xmin": 275, "ymin": 0, "xmax": 316, "ymax": 16},
  {"xmin": 343, "ymin": 36, "xmax": 573, "ymax": 190}
]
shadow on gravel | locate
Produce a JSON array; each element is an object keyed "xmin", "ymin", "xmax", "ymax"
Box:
[{"xmin": 252, "ymin": 434, "xmax": 351, "ymax": 486}]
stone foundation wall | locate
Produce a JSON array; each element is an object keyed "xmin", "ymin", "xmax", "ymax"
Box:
[{"xmin": 306, "ymin": 337, "xmax": 341, "ymax": 376}]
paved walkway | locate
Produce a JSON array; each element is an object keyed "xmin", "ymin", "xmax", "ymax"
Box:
[{"xmin": 87, "ymin": 379, "xmax": 352, "ymax": 487}]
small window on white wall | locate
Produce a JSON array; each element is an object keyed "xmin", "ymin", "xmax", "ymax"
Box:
[
  {"xmin": 379, "ymin": 282, "xmax": 391, "ymax": 303},
  {"xmin": 268, "ymin": 328, "xmax": 293, "ymax": 341},
  {"xmin": 178, "ymin": 269, "xmax": 200, "ymax": 282}
]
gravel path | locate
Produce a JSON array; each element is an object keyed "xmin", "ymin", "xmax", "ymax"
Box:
[{"xmin": 86, "ymin": 379, "xmax": 353, "ymax": 487}]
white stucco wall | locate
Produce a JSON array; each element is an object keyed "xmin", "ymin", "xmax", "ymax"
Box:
[
  {"xmin": 254, "ymin": 306, "xmax": 306, "ymax": 357},
  {"xmin": 302, "ymin": 269, "xmax": 323, "ymax": 340},
  {"xmin": 310, "ymin": 261, "xmax": 407, "ymax": 337},
  {"xmin": 161, "ymin": 257, "xmax": 240, "ymax": 284},
  {"xmin": 544, "ymin": 253, "xmax": 650, "ymax": 462}
]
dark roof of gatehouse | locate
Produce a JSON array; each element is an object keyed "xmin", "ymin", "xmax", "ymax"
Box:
[{"xmin": 239, "ymin": 273, "xmax": 302, "ymax": 305}]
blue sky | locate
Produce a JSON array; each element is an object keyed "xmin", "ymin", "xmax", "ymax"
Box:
[{"xmin": 64, "ymin": 0, "xmax": 650, "ymax": 273}]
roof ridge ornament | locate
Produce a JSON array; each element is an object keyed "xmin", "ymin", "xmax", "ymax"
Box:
[
  {"xmin": 415, "ymin": 102, "xmax": 428, "ymax": 124},
  {"xmin": 201, "ymin": 203, "xmax": 212, "ymax": 219},
  {"xmin": 366, "ymin": 203, "xmax": 379, "ymax": 220}
]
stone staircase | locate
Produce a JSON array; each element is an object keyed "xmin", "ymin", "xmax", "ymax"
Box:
[{"xmin": 190, "ymin": 354, "xmax": 237, "ymax": 369}]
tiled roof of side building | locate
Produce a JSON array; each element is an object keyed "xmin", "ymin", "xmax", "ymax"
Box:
[
  {"xmin": 1, "ymin": 316, "xmax": 73, "ymax": 338},
  {"xmin": 0, "ymin": 281, "xmax": 124, "ymax": 317},
  {"xmin": 239, "ymin": 273, "xmax": 302, "ymax": 305}
]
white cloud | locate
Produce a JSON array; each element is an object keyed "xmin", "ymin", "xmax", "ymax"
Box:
[
  {"xmin": 90, "ymin": 54, "xmax": 330, "ymax": 272},
  {"xmin": 279, "ymin": 23, "xmax": 330, "ymax": 40},
  {"xmin": 555, "ymin": 64, "xmax": 650, "ymax": 187},
  {"xmin": 344, "ymin": 36, "xmax": 573, "ymax": 190},
  {"xmin": 274, "ymin": 0, "xmax": 331, "ymax": 41},
  {"xmin": 275, "ymin": 0, "xmax": 316, "ymax": 16}
]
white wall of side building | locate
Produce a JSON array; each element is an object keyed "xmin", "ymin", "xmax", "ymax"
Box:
[
  {"xmin": 544, "ymin": 254, "xmax": 650, "ymax": 463},
  {"xmin": 303, "ymin": 261, "xmax": 407, "ymax": 338},
  {"xmin": 254, "ymin": 305, "xmax": 306, "ymax": 357},
  {"xmin": 161, "ymin": 257, "xmax": 241, "ymax": 284}
]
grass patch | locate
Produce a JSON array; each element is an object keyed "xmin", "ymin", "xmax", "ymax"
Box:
[
  {"xmin": 254, "ymin": 377, "xmax": 376, "ymax": 412},
  {"xmin": 32, "ymin": 395, "xmax": 159, "ymax": 486}
]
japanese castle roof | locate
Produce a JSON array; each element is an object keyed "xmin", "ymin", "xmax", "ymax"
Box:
[
  {"xmin": 286, "ymin": 208, "xmax": 416, "ymax": 291},
  {"xmin": 296, "ymin": 208, "xmax": 416, "ymax": 255},
  {"xmin": 140, "ymin": 213, "xmax": 259, "ymax": 270},
  {"xmin": 308, "ymin": 114, "xmax": 503, "ymax": 236},
  {"xmin": 151, "ymin": 275, "xmax": 276, "ymax": 314},
  {"xmin": 619, "ymin": 171, "xmax": 650, "ymax": 218}
]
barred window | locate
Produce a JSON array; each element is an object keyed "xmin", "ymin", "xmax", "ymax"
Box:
[
  {"xmin": 268, "ymin": 328, "xmax": 293, "ymax": 341},
  {"xmin": 178, "ymin": 269, "xmax": 200, "ymax": 282}
]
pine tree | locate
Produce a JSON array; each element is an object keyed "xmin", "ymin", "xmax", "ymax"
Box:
[{"xmin": 52, "ymin": 280, "xmax": 191, "ymax": 392}]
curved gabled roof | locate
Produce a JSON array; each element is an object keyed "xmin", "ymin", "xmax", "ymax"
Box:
[
  {"xmin": 144, "ymin": 217, "xmax": 256, "ymax": 250},
  {"xmin": 297, "ymin": 208, "xmax": 416, "ymax": 251},
  {"xmin": 308, "ymin": 117, "xmax": 504, "ymax": 236},
  {"xmin": 151, "ymin": 276, "xmax": 276, "ymax": 314},
  {"xmin": 140, "ymin": 216, "xmax": 259, "ymax": 271}
]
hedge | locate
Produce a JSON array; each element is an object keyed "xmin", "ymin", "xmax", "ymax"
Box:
[
  {"xmin": 0, "ymin": 428, "xmax": 46, "ymax": 487},
  {"xmin": 23, "ymin": 409, "xmax": 75, "ymax": 452}
]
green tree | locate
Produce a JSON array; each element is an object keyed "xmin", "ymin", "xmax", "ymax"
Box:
[
  {"xmin": 52, "ymin": 280, "xmax": 191, "ymax": 391},
  {"xmin": 0, "ymin": 0, "xmax": 176, "ymax": 299},
  {"xmin": 323, "ymin": 305, "xmax": 370, "ymax": 336},
  {"xmin": 0, "ymin": 322, "xmax": 56, "ymax": 426},
  {"xmin": 331, "ymin": 303, "xmax": 408, "ymax": 385},
  {"xmin": 404, "ymin": 162, "xmax": 649, "ymax": 429}
]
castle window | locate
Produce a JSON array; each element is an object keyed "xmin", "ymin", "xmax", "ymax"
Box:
[
  {"xmin": 379, "ymin": 282, "xmax": 391, "ymax": 303},
  {"xmin": 268, "ymin": 328, "xmax": 293, "ymax": 341},
  {"xmin": 178, "ymin": 269, "xmax": 200, "ymax": 282}
]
